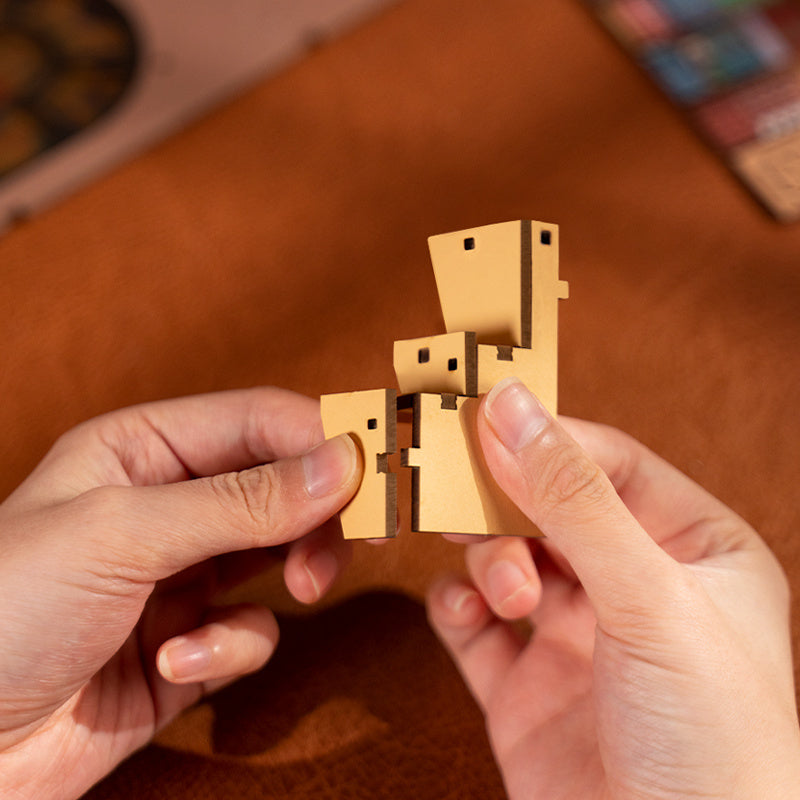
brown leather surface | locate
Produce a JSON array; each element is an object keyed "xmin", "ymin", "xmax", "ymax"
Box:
[
  {"xmin": 84, "ymin": 592, "xmax": 506, "ymax": 800},
  {"xmin": 1, "ymin": 0, "xmax": 799, "ymax": 797}
]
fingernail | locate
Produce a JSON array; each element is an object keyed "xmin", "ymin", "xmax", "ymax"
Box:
[
  {"xmin": 486, "ymin": 560, "xmax": 532, "ymax": 610},
  {"xmin": 304, "ymin": 548, "xmax": 338, "ymax": 600},
  {"xmin": 484, "ymin": 377, "xmax": 550, "ymax": 453},
  {"xmin": 442, "ymin": 583, "xmax": 480, "ymax": 615},
  {"xmin": 303, "ymin": 434, "xmax": 358, "ymax": 498},
  {"xmin": 159, "ymin": 638, "xmax": 212, "ymax": 681}
]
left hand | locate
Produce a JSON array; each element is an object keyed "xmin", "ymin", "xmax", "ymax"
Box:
[{"xmin": 0, "ymin": 387, "xmax": 361, "ymax": 800}]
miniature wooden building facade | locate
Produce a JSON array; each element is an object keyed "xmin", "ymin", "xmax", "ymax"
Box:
[{"xmin": 321, "ymin": 220, "xmax": 568, "ymax": 539}]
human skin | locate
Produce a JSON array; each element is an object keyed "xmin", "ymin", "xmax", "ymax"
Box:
[
  {"xmin": 3, "ymin": 379, "xmax": 800, "ymax": 800},
  {"xmin": 428, "ymin": 377, "xmax": 800, "ymax": 800},
  {"xmin": 0, "ymin": 387, "xmax": 362, "ymax": 800}
]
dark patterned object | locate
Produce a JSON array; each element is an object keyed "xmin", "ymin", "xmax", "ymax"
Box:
[{"xmin": 0, "ymin": 0, "xmax": 138, "ymax": 178}]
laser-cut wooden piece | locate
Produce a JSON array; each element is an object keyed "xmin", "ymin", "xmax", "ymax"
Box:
[
  {"xmin": 428, "ymin": 219, "xmax": 568, "ymax": 411},
  {"xmin": 394, "ymin": 331, "xmax": 478, "ymax": 396},
  {"xmin": 428, "ymin": 220, "xmax": 567, "ymax": 348},
  {"xmin": 401, "ymin": 393, "xmax": 541, "ymax": 536},
  {"xmin": 476, "ymin": 345, "xmax": 557, "ymax": 414},
  {"xmin": 321, "ymin": 220, "xmax": 568, "ymax": 539},
  {"xmin": 320, "ymin": 389, "xmax": 397, "ymax": 540}
]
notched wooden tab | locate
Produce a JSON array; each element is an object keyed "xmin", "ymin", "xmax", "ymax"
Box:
[
  {"xmin": 404, "ymin": 393, "xmax": 541, "ymax": 536},
  {"xmin": 428, "ymin": 221, "xmax": 526, "ymax": 347},
  {"xmin": 320, "ymin": 389, "xmax": 398, "ymax": 540},
  {"xmin": 475, "ymin": 345, "xmax": 558, "ymax": 414},
  {"xmin": 394, "ymin": 331, "xmax": 478, "ymax": 396}
]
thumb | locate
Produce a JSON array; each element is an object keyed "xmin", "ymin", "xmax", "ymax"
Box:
[
  {"xmin": 479, "ymin": 378, "xmax": 679, "ymax": 627},
  {"xmin": 64, "ymin": 433, "xmax": 362, "ymax": 583}
]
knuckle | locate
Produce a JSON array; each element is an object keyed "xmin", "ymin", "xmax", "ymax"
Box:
[
  {"xmin": 77, "ymin": 483, "xmax": 134, "ymax": 520},
  {"xmin": 209, "ymin": 467, "xmax": 279, "ymax": 539},
  {"xmin": 534, "ymin": 442, "xmax": 610, "ymax": 522},
  {"xmin": 67, "ymin": 486, "xmax": 155, "ymax": 584}
]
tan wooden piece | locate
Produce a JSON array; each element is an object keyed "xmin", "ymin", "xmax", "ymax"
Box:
[
  {"xmin": 393, "ymin": 331, "xmax": 477, "ymax": 396},
  {"xmin": 428, "ymin": 220, "xmax": 527, "ymax": 347},
  {"xmin": 476, "ymin": 345, "xmax": 556, "ymax": 414},
  {"xmin": 402, "ymin": 393, "xmax": 541, "ymax": 536},
  {"xmin": 323, "ymin": 220, "xmax": 567, "ymax": 539},
  {"xmin": 428, "ymin": 220, "xmax": 567, "ymax": 345},
  {"xmin": 320, "ymin": 389, "xmax": 397, "ymax": 540}
]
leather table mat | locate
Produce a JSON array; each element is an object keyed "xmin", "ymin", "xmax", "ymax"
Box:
[{"xmin": 1, "ymin": 1, "xmax": 799, "ymax": 797}]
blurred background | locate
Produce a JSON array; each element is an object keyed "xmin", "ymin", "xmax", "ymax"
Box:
[{"xmin": 1, "ymin": 1, "xmax": 799, "ymax": 798}]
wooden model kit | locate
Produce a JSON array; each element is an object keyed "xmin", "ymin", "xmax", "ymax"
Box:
[{"xmin": 321, "ymin": 220, "xmax": 569, "ymax": 539}]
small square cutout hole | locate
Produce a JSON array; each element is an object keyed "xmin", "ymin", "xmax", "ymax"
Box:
[
  {"xmin": 418, "ymin": 348, "xmax": 430, "ymax": 364},
  {"xmin": 367, "ymin": 418, "xmax": 378, "ymax": 430},
  {"xmin": 463, "ymin": 237, "xmax": 476, "ymax": 251},
  {"xmin": 540, "ymin": 230, "xmax": 552, "ymax": 246},
  {"xmin": 448, "ymin": 358, "xmax": 458, "ymax": 371}
]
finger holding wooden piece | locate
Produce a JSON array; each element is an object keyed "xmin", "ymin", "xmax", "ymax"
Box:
[
  {"xmin": 321, "ymin": 219, "xmax": 568, "ymax": 542},
  {"xmin": 320, "ymin": 389, "xmax": 397, "ymax": 540}
]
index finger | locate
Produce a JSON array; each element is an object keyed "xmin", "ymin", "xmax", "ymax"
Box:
[{"xmin": 10, "ymin": 388, "xmax": 324, "ymax": 509}]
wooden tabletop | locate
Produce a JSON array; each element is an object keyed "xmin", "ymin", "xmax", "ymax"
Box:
[{"xmin": 2, "ymin": 1, "xmax": 799, "ymax": 797}]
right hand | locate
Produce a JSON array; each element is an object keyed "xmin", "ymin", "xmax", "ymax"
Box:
[{"xmin": 428, "ymin": 377, "xmax": 800, "ymax": 800}]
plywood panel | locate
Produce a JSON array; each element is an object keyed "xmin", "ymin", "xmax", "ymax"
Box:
[
  {"xmin": 320, "ymin": 389, "xmax": 398, "ymax": 539},
  {"xmin": 394, "ymin": 331, "xmax": 477, "ymax": 396},
  {"xmin": 402, "ymin": 392, "xmax": 541, "ymax": 537}
]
